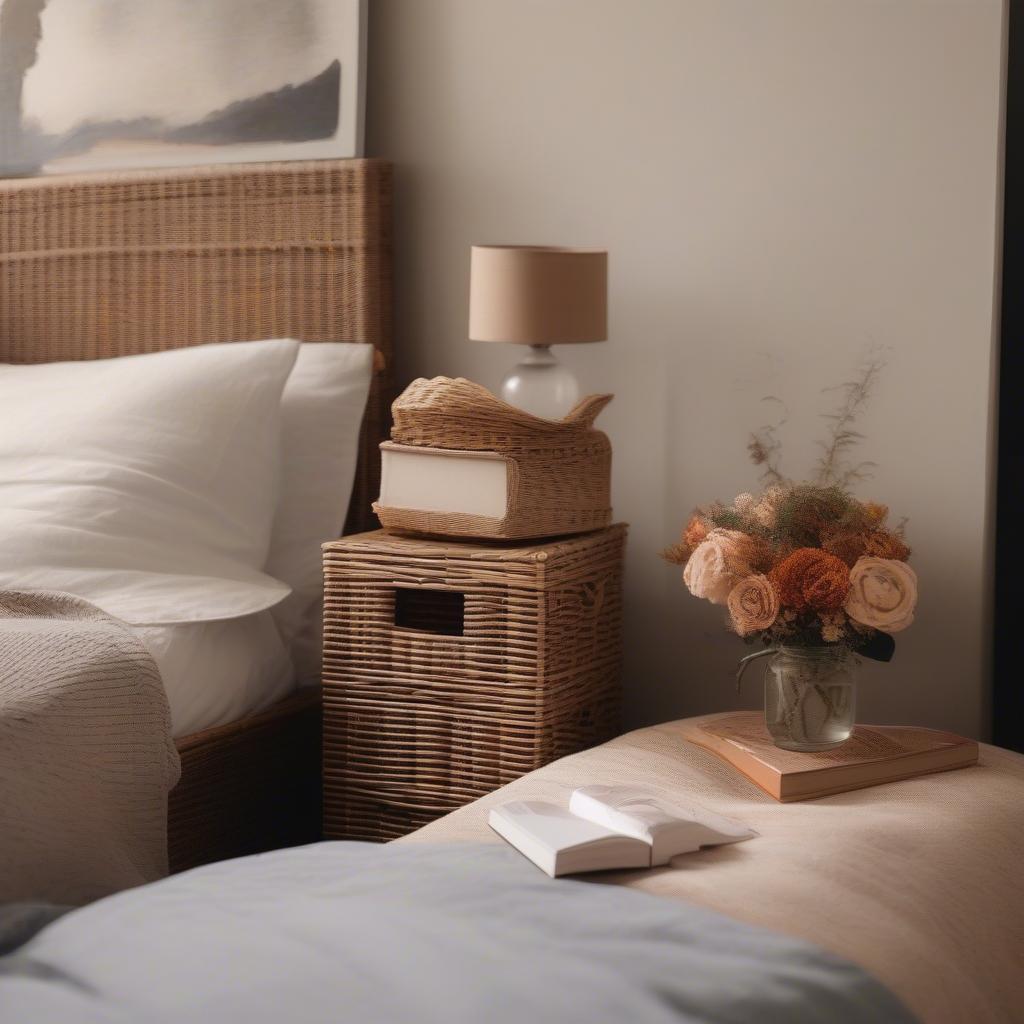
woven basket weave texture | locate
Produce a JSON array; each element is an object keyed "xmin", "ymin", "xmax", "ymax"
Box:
[
  {"xmin": 0, "ymin": 158, "xmax": 392, "ymax": 534},
  {"xmin": 322, "ymin": 525, "xmax": 626, "ymax": 841},
  {"xmin": 374, "ymin": 377, "xmax": 613, "ymax": 540}
]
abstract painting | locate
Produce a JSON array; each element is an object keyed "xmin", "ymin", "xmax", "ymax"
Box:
[{"xmin": 0, "ymin": 0, "xmax": 365, "ymax": 177}]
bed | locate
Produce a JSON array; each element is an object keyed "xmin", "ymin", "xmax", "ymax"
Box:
[
  {"xmin": 400, "ymin": 717, "xmax": 1024, "ymax": 1024},
  {"xmin": 2, "ymin": 716, "xmax": 1020, "ymax": 1023},
  {"xmin": 0, "ymin": 158, "xmax": 392, "ymax": 873}
]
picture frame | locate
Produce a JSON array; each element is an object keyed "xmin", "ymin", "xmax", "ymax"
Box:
[{"xmin": 0, "ymin": 0, "xmax": 366, "ymax": 177}]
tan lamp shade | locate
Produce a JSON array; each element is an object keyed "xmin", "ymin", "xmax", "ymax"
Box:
[{"xmin": 469, "ymin": 245, "xmax": 608, "ymax": 345}]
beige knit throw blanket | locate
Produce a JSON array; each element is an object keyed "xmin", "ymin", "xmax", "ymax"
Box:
[{"xmin": 0, "ymin": 591, "xmax": 180, "ymax": 904}]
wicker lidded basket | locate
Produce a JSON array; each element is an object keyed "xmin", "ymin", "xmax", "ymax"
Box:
[{"xmin": 373, "ymin": 377, "xmax": 613, "ymax": 540}]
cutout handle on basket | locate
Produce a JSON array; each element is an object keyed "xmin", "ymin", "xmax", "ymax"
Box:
[{"xmin": 394, "ymin": 588, "xmax": 465, "ymax": 636}]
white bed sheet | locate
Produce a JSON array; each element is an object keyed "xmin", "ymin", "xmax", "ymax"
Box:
[{"xmin": 131, "ymin": 612, "xmax": 295, "ymax": 738}]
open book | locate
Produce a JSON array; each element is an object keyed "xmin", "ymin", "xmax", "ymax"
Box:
[{"xmin": 488, "ymin": 785, "xmax": 756, "ymax": 878}]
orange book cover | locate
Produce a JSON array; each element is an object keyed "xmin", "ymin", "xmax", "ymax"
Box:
[{"xmin": 679, "ymin": 712, "xmax": 978, "ymax": 802}]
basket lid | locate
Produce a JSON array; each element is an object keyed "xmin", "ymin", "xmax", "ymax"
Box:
[{"xmin": 390, "ymin": 377, "xmax": 612, "ymax": 452}]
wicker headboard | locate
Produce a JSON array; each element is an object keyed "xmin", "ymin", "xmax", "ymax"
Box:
[{"xmin": 0, "ymin": 158, "xmax": 392, "ymax": 533}]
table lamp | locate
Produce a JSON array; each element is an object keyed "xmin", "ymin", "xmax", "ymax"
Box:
[{"xmin": 468, "ymin": 245, "xmax": 607, "ymax": 419}]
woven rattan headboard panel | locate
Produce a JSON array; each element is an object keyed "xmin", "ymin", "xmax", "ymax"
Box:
[{"xmin": 0, "ymin": 158, "xmax": 392, "ymax": 533}]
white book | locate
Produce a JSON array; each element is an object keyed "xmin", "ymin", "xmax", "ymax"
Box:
[
  {"xmin": 489, "ymin": 787, "xmax": 756, "ymax": 878},
  {"xmin": 569, "ymin": 785, "xmax": 757, "ymax": 866},
  {"xmin": 488, "ymin": 801, "xmax": 651, "ymax": 878},
  {"xmin": 374, "ymin": 439, "xmax": 612, "ymax": 541},
  {"xmin": 378, "ymin": 443, "xmax": 509, "ymax": 518}
]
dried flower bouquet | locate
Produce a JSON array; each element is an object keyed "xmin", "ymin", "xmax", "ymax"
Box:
[{"xmin": 665, "ymin": 360, "xmax": 917, "ymax": 663}]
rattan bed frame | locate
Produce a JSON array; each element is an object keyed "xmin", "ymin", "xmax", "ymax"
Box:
[{"xmin": 0, "ymin": 159, "xmax": 392, "ymax": 871}]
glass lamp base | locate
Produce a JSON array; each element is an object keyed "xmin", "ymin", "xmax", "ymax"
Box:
[{"xmin": 500, "ymin": 345, "xmax": 580, "ymax": 420}]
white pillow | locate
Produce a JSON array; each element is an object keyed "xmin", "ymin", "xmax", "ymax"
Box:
[
  {"xmin": 265, "ymin": 343, "xmax": 374, "ymax": 680},
  {"xmin": 0, "ymin": 339, "xmax": 300, "ymax": 624}
]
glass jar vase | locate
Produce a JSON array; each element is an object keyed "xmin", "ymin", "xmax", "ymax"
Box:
[{"xmin": 762, "ymin": 646, "xmax": 857, "ymax": 751}]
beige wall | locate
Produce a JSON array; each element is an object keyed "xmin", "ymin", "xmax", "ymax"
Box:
[{"xmin": 367, "ymin": 0, "xmax": 1005, "ymax": 738}]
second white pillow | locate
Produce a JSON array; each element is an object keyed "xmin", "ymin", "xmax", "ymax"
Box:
[{"xmin": 265, "ymin": 342, "xmax": 374, "ymax": 681}]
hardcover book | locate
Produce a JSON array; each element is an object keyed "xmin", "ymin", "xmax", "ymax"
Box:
[
  {"xmin": 376, "ymin": 442, "xmax": 511, "ymax": 521},
  {"xmin": 679, "ymin": 712, "xmax": 979, "ymax": 802},
  {"xmin": 374, "ymin": 439, "xmax": 611, "ymax": 540}
]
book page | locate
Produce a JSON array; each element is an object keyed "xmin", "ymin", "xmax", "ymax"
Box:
[{"xmin": 569, "ymin": 785, "xmax": 756, "ymax": 865}]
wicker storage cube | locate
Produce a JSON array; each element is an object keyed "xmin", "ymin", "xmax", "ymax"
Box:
[{"xmin": 322, "ymin": 525, "xmax": 626, "ymax": 841}]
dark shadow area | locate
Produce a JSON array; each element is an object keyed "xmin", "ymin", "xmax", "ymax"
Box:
[
  {"xmin": 994, "ymin": 1, "xmax": 1023, "ymax": 752},
  {"xmin": 394, "ymin": 587, "xmax": 466, "ymax": 637}
]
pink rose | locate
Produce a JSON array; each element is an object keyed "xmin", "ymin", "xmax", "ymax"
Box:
[
  {"xmin": 683, "ymin": 529, "xmax": 753, "ymax": 605},
  {"xmin": 727, "ymin": 574, "xmax": 780, "ymax": 636},
  {"xmin": 844, "ymin": 557, "xmax": 917, "ymax": 633}
]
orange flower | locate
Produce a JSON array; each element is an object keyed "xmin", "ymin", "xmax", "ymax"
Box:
[
  {"xmin": 862, "ymin": 502, "xmax": 889, "ymax": 525},
  {"xmin": 769, "ymin": 547, "xmax": 851, "ymax": 613},
  {"xmin": 662, "ymin": 515, "xmax": 710, "ymax": 566},
  {"xmin": 821, "ymin": 530, "xmax": 867, "ymax": 568},
  {"xmin": 823, "ymin": 528, "xmax": 910, "ymax": 567},
  {"xmin": 684, "ymin": 515, "xmax": 709, "ymax": 552},
  {"xmin": 862, "ymin": 530, "xmax": 911, "ymax": 562}
]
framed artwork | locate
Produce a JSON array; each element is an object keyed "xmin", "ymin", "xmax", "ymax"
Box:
[{"xmin": 0, "ymin": 0, "xmax": 366, "ymax": 177}]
